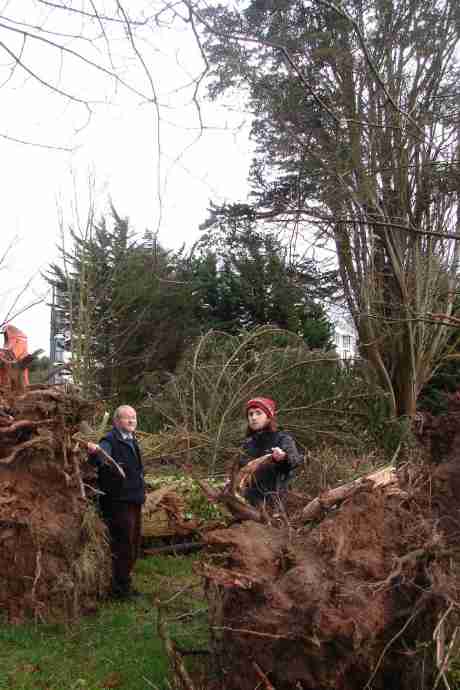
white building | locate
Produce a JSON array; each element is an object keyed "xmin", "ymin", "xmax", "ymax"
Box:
[{"xmin": 330, "ymin": 308, "xmax": 358, "ymax": 361}]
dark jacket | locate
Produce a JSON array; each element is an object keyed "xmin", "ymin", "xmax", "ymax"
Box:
[
  {"xmin": 239, "ymin": 429, "xmax": 302, "ymax": 505},
  {"xmin": 90, "ymin": 427, "xmax": 145, "ymax": 504}
]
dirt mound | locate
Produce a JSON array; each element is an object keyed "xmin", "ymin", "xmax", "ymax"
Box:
[
  {"xmin": 0, "ymin": 386, "xmax": 110, "ymax": 623},
  {"xmin": 202, "ymin": 463, "xmax": 460, "ymax": 689}
]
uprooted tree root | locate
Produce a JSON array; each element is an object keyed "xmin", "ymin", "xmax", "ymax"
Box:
[
  {"xmin": 198, "ymin": 462, "xmax": 460, "ymax": 690},
  {"xmin": 0, "ymin": 386, "xmax": 111, "ymax": 623}
]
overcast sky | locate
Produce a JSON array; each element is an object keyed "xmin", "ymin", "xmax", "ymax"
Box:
[{"xmin": 0, "ymin": 1, "xmax": 252, "ymax": 353}]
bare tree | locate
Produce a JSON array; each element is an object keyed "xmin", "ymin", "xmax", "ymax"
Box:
[{"xmin": 0, "ymin": 237, "xmax": 46, "ymax": 330}]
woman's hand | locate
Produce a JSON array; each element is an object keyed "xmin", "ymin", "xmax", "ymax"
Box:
[
  {"xmin": 87, "ymin": 442, "xmax": 99, "ymax": 454},
  {"xmin": 271, "ymin": 447, "xmax": 286, "ymax": 462}
]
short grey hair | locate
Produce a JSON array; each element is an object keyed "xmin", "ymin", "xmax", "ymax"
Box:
[{"xmin": 113, "ymin": 405, "xmax": 136, "ymax": 422}]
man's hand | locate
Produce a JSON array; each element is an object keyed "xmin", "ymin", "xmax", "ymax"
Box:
[{"xmin": 271, "ymin": 447, "xmax": 286, "ymax": 462}]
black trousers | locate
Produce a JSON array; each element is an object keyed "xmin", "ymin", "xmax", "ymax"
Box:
[{"xmin": 100, "ymin": 499, "xmax": 142, "ymax": 591}]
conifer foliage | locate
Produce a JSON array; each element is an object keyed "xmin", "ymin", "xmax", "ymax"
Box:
[
  {"xmin": 47, "ymin": 206, "xmax": 194, "ymax": 401},
  {"xmin": 47, "ymin": 205, "xmax": 335, "ymax": 403}
]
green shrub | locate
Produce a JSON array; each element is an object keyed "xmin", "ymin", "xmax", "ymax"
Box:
[{"xmin": 142, "ymin": 327, "xmax": 399, "ymax": 473}]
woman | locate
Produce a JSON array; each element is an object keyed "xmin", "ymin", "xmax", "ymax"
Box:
[{"xmin": 239, "ymin": 397, "xmax": 302, "ymax": 507}]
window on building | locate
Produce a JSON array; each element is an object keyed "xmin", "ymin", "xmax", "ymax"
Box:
[{"xmin": 342, "ymin": 334, "xmax": 352, "ymax": 349}]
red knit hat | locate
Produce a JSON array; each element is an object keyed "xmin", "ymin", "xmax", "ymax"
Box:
[{"xmin": 246, "ymin": 397, "xmax": 276, "ymax": 419}]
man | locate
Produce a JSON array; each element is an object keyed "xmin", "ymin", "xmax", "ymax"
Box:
[{"xmin": 88, "ymin": 405, "xmax": 145, "ymax": 600}]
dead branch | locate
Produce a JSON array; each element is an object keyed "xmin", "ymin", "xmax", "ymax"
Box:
[
  {"xmin": 0, "ymin": 438, "xmax": 54, "ymax": 465},
  {"xmin": 72, "ymin": 443, "xmax": 86, "ymax": 499},
  {"xmin": 213, "ymin": 626, "xmax": 293, "ymax": 641},
  {"xmin": 237, "ymin": 453, "xmax": 273, "ymax": 492},
  {"xmin": 201, "ymin": 562, "xmax": 260, "ymax": 590},
  {"xmin": 193, "ymin": 475, "xmax": 264, "ymax": 523},
  {"xmin": 72, "ymin": 432, "xmax": 126, "ymax": 479},
  {"xmin": 155, "ymin": 597, "xmax": 197, "ymax": 690},
  {"xmin": 252, "ymin": 661, "xmax": 276, "ymax": 690},
  {"xmin": 0, "ymin": 419, "xmax": 55, "ymax": 437},
  {"xmin": 434, "ymin": 626, "xmax": 459, "ymax": 690},
  {"xmin": 372, "ymin": 548, "xmax": 429, "ymax": 592},
  {"xmin": 143, "ymin": 542, "xmax": 204, "ymax": 557},
  {"xmin": 303, "ymin": 466, "xmax": 399, "ymax": 521},
  {"xmin": 31, "ymin": 548, "xmax": 42, "ymax": 603},
  {"xmin": 364, "ymin": 604, "xmax": 425, "ymax": 690}
]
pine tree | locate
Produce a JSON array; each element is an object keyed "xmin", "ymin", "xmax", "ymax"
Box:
[{"xmin": 191, "ymin": 210, "xmax": 337, "ymax": 348}]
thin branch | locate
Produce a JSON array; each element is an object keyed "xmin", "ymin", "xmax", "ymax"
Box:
[
  {"xmin": 0, "ymin": 296, "xmax": 46, "ymax": 330},
  {"xmin": 0, "ymin": 131, "xmax": 73, "ymax": 151},
  {"xmin": 35, "ymin": 0, "xmax": 149, "ymax": 25},
  {"xmin": 213, "ymin": 625, "xmax": 292, "ymax": 640},
  {"xmin": 254, "ymin": 208, "xmax": 460, "ymax": 242},
  {"xmin": 115, "ymin": 1, "xmax": 163, "ymax": 232},
  {"xmin": 0, "ymin": 235, "xmax": 19, "ymax": 269},
  {"xmin": 0, "ymin": 21, "xmax": 153, "ymax": 103},
  {"xmin": 364, "ymin": 604, "xmax": 424, "ymax": 690},
  {"xmin": 88, "ymin": 0, "xmax": 115, "ymax": 73},
  {"xmin": 0, "ymin": 29, "xmax": 25, "ymax": 88},
  {"xmin": 312, "ymin": 0, "xmax": 424, "ymax": 135},
  {"xmin": 0, "ymin": 36, "xmax": 94, "ymax": 104}
]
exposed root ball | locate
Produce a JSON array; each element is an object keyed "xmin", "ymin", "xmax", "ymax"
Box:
[
  {"xmin": 0, "ymin": 386, "xmax": 110, "ymax": 623},
  {"xmin": 203, "ymin": 463, "xmax": 460, "ymax": 690}
]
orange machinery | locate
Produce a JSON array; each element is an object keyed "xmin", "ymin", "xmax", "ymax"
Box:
[{"xmin": 0, "ymin": 325, "xmax": 30, "ymax": 388}]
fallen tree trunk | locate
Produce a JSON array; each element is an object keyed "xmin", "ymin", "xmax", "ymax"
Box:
[{"xmin": 198, "ymin": 461, "xmax": 460, "ymax": 690}]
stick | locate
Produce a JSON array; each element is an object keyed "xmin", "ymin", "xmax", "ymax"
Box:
[
  {"xmin": 155, "ymin": 598, "xmax": 197, "ymax": 690},
  {"xmin": 93, "ymin": 443, "xmax": 126, "ymax": 479},
  {"xmin": 237, "ymin": 453, "xmax": 273, "ymax": 491},
  {"xmin": 143, "ymin": 542, "xmax": 204, "ymax": 557},
  {"xmin": 73, "ymin": 433, "xmax": 126, "ymax": 479},
  {"xmin": 0, "ymin": 438, "xmax": 54, "ymax": 465},
  {"xmin": 252, "ymin": 661, "xmax": 276, "ymax": 690}
]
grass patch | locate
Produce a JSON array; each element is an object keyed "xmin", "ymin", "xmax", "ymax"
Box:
[{"xmin": 0, "ymin": 554, "xmax": 208, "ymax": 690}]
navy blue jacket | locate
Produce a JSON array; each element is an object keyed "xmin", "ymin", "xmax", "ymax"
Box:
[
  {"xmin": 239, "ymin": 429, "xmax": 302, "ymax": 505},
  {"xmin": 90, "ymin": 427, "xmax": 145, "ymax": 504}
]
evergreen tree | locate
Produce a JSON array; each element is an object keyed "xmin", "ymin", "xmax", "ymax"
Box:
[
  {"xmin": 196, "ymin": 0, "xmax": 460, "ymax": 417},
  {"xmin": 191, "ymin": 209, "xmax": 337, "ymax": 349},
  {"xmin": 47, "ymin": 207, "xmax": 196, "ymax": 402}
]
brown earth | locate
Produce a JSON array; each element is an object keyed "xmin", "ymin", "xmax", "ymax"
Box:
[
  {"xmin": 202, "ymin": 461, "xmax": 460, "ymax": 690},
  {"xmin": 415, "ymin": 391, "xmax": 460, "ymax": 464},
  {"xmin": 0, "ymin": 386, "xmax": 110, "ymax": 623}
]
